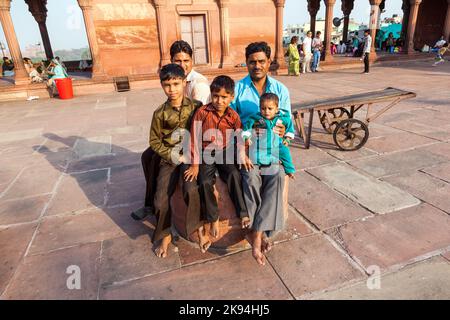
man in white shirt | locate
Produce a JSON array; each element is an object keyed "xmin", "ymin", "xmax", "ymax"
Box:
[
  {"xmin": 302, "ymin": 31, "xmax": 313, "ymax": 73},
  {"xmin": 432, "ymin": 36, "xmax": 447, "ymax": 52},
  {"xmin": 170, "ymin": 40, "xmax": 211, "ymax": 105},
  {"xmin": 363, "ymin": 30, "xmax": 372, "ymax": 74}
]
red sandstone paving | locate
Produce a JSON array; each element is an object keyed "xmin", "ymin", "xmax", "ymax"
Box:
[
  {"xmin": 0, "ymin": 194, "xmax": 50, "ymax": 226},
  {"xmin": 290, "ymin": 145, "xmax": 337, "ymax": 170},
  {"xmin": 326, "ymin": 203, "xmax": 450, "ymax": 271},
  {"xmin": 419, "ymin": 142, "xmax": 450, "ymax": 160},
  {"xmin": 45, "ymin": 169, "xmax": 108, "ymax": 216},
  {"xmin": 348, "ymin": 147, "xmax": 449, "ymax": 178},
  {"xmin": 443, "ymin": 252, "xmax": 450, "ymax": 262},
  {"xmin": 364, "ymin": 132, "xmax": 437, "ymax": 154},
  {"xmin": 3, "ymin": 243, "xmax": 101, "ymax": 300},
  {"xmin": 99, "ymin": 234, "xmax": 180, "ymax": 287},
  {"xmin": 0, "ymin": 223, "xmax": 37, "ymax": 295},
  {"xmin": 422, "ymin": 162, "xmax": 450, "ymax": 183},
  {"xmin": 266, "ymin": 234, "xmax": 365, "ymax": 298},
  {"xmin": 67, "ymin": 152, "xmax": 141, "ymax": 173},
  {"xmin": 289, "ymin": 171, "xmax": 372, "ymax": 230},
  {"xmin": 100, "ymin": 250, "xmax": 293, "ymax": 300},
  {"xmin": 28, "ymin": 205, "xmax": 151, "ymax": 255},
  {"xmin": 383, "ymin": 171, "xmax": 450, "ymax": 214},
  {"xmin": 1, "ymin": 163, "xmax": 62, "ymax": 200}
]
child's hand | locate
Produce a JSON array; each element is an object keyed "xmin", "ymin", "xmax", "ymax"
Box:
[
  {"xmin": 184, "ymin": 165, "xmax": 199, "ymax": 182},
  {"xmin": 287, "ymin": 173, "xmax": 295, "ymax": 180}
]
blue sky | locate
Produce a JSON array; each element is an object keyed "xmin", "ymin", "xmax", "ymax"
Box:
[{"xmin": 0, "ymin": 0, "xmax": 403, "ymax": 53}]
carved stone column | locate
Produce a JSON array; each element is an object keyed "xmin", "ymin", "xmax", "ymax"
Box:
[
  {"xmin": 406, "ymin": 0, "xmax": 422, "ymax": 54},
  {"xmin": 444, "ymin": 0, "xmax": 450, "ymax": 42},
  {"xmin": 341, "ymin": 0, "xmax": 354, "ymax": 43},
  {"xmin": 273, "ymin": 0, "xmax": 286, "ymax": 69},
  {"xmin": 217, "ymin": 0, "xmax": 232, "ymax": 67},
  {"xmin": 369, "ymin": 0, "xmax": 382, "ymax": 55},
  {"xmin": 307, "ymin": 0, "xmax": 320, "ymax": 36},
  {"xmin": 323, "ymin": 0, "xmax": 336, "ymax": 62},
  {"xmin": 401, "ymin": 0, "xmax": 410, "ymax": 40},
  {"xmin": 153, "ymin": 0, "xmax": 170, "ymax": 66},
  {"xmin": 25, "ymin": 0, "xmax": 53, "ymax": 60},
  {"xmin": 77, "ymin": 0, "xmax": 106, "ymax": 78},
  {"xmin": 0, "ymin": 0, "xmax": 29, "ymax": 84}
]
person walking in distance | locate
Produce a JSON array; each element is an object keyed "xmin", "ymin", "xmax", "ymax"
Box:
[{"xmin": 362, "ymin": 30, "xmax": 372, "ymax": 74}]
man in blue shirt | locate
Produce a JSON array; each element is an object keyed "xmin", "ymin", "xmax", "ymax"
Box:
[{"xmin": 231, "ymin": 42, "xmax": 292, "ymax": 265}]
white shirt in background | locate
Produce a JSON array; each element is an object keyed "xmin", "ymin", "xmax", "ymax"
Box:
[
  {"xmin": 186, "ymin": 69, "xmax": 211, "ymax": 105},
  {"xmin": 363, "ymin": 35, "xmax": 372, "ymax": 54},
  {"xmin": 303, "ymin": 37, "xmax": 312, "ymax": 55}
]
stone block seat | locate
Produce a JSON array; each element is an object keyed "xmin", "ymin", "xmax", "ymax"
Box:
[{"xmin": 171, "ymin": 175, "xmax": 289, "ymax": 252}]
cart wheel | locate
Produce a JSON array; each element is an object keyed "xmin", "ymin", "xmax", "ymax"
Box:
[
  {"xmin": 333, "ymin": 119, "xmax": 369, "ymax": 151},
  {"xmin": 319, "ymin": 108, "xmax": 351, "ymax": 134}
]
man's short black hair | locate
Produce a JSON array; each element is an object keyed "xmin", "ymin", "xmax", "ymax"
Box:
[
  {"xmin": 210, "ymin": 75, "xmax": 235, "ymax": 95},
  {"xmin": 245, "ymin": 42, "xmax": 271, "ymax": 60},
  {"xmin": 365, "ymin": 29, "xmax": 370, "ymax": 34},
  {"xmin": 170, "ymin": 40, "xmax": 193, "ymax": 60},
  {"xmin": 159, "ymin": 63, "xmax": 186, "ymax": 82},
  {"xmin": 260, "ymin": 93, "xmax": 279, "ymax": 107}
]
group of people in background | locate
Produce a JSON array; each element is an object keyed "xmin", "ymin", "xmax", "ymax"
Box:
[
  {"xmin": 286, "ymin": 30, "xmax": 323, "ymax": 76},
  {"xmin": 286, "ymin": 29, "xmax": 373, "ymax": 75}
]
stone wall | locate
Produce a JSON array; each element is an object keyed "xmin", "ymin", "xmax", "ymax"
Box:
[
  {"xmin": 414, "ymin": 0, "xmax": 447, "ymax": 50},
  {"xmin": 90, "ymin": 0, "xmax": 277, "ymax": 76}
]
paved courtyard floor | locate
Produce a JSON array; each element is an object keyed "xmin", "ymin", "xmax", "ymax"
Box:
[{"xmin": 1, "ymin": 59, "xmax": 450, "ymax": 300}]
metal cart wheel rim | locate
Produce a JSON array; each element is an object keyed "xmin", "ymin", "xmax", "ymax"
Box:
[
  {"xmin": 333, "ymin": 119, "xmax": 369, "ymax": 151},
  {"xmin": 319, "ymin": 107, "xmax": 351, "ymax": 134}
]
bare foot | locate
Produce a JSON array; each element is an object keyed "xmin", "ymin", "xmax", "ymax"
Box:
[
  {"xmin": 241, "ymin": 217, "xmax": 251, "ymax": 229},
  {"xmin": 197, "ymin": 225, "xmax": 211, "ymax": 253},
  {"xmin": 251, "ymin": 231, "xmax": 266, "ymax": 266},
  {"xmin": 154, "ymin": 234, "xmax": 172, "ymax": 258},
  {"xmin": 261, "ymin": 236, "xmax": 273, "ymax": 254},
  {"xmin": 210, "ymin": 220, "xmax": 220, "ymax": 238}
]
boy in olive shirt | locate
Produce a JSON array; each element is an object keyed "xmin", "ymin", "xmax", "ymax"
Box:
[{"xmin": 149, "ymin": 64, "xmax": 204, "ymax": 258}]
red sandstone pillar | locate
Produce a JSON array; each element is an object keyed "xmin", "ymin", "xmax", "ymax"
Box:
[
  {"xmin": 274, "ymin": 0, "xmax": 286, "ymax": 69},
  {"xmin": 0, "ymin": 0, "xmax": 29, "ymax": 84},
  {"xmin": 401, "ymin": 0, "xmax": 410, "ymax": 40},
  {"xmin": 369, "ymin": 0, "xmax": 382, "ymax": 57},
  {"xmin": 323, "ymin": 0, "xmax": 336, "ymax": 62},
  {"xmin": 218, "ymin": 0, "xmax": 232, "ymax": 68},
  {"xmin": 78, "ymin": 0, "xmax": 106, "ymax": 79},
  {"xmin": 307, "ymin": 0, "xmax": 320, "ymax": 36},
  {"xmin": 406, "ymin": 0, "xmax": 422, "ymax": 54},
  {"xmin": 153, "ymin": 0, "xmax": 171, "ymax": 67},
  {"xmin": 25, "ymin": 0, "xmax": 53, "ymax": 60},
  {"xmin": 444, "ymin": 0, "xmax": 450, "ymax": 42},
  {"xmin": 342, "ymin": 0, "xmax": 354, "ymax": 43}
]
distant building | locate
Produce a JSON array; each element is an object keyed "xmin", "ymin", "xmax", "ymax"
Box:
[{"xmin": 22, "ymin": 44, "xmax": 45, "ymax": 60}]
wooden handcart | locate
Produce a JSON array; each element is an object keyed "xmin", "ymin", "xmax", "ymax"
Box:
[{"xmin": 292, "ymin": 87, "xmax": 417, "ymax": 151}]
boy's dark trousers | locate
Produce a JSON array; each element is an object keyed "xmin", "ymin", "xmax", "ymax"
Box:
[
  {"xmin": 131, "ymin": 147, "xmax": 161, "ymax": 220},
  {"xmin": 364, "ymin": 53, "xmax": 370, "ymax": 73},
  {"xmin": 197, "ymin": 150, "xmax": 247, "ymax": 223},
  {"xmin": 152, "ymin": 162, "xmax": 201, "ymax": 243}
]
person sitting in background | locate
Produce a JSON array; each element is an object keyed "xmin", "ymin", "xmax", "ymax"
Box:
[
  {"xmin": 2, "ymin": 57, "xmax": 14, "ymax": 76},
  {"xmin": 352, "ymin": 36, "xmax": 360, "ymax": 56},
  {"xmin": 55, "ymin": 56, "xmax": 67, "ymax": 72},
  {"xmin": 386, "ymin": 33, "xmax": 395, "ymax": 54},
  {"xmin": 23, "ymin": 58, "xmax": 43, "ymax": 83},
  {"xmin": 431, "ymin": 36, "xmax": 447, "ymax": 53},
  {"xmin": 79, "ymin": 59, "xmax": 92, "ymax": 71},
  {"xmin": 47, "ymin": 58, "xmax": 68, "ymax": 96}
]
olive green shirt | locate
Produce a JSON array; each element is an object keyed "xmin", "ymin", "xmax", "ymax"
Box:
[{"xmin": 149, "ymin": 97, "xmax": 202, "ymax": 164}]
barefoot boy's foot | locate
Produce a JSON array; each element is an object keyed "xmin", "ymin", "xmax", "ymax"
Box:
[
  {"xmin": 197, "ymin": 225, "xmax": 211, "ymax": 253},
  {"xmin": 241, "ymin": 217, "xmax": 251, "ymax": 229},
  {"xmin": 154, "ymin": 234, "xmax": 171, "ymax": 258},
  {"xmin": 261, "ymin": 236, "xmax": 273, "ymax": 254},
  {"xmin": 251, "ymin": 232, "xmax": 266, "ymax": 266},
  {"xmin": 210, "ymin": 220, "xmax": 220, "ymax": 238}
]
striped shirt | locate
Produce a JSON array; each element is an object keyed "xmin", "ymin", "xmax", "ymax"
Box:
[{"xmin": 190, "ymin": 104, "xmax": 242, "ymax": 163}]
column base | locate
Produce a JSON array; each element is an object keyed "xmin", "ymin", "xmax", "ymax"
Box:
[
  {"xmin": 160, "ymin": 58, "xmax": 171, "ymax": 67},
  {"xmin": 220, "ymin": 56, "xmax": 234, "ymax": 68}
]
